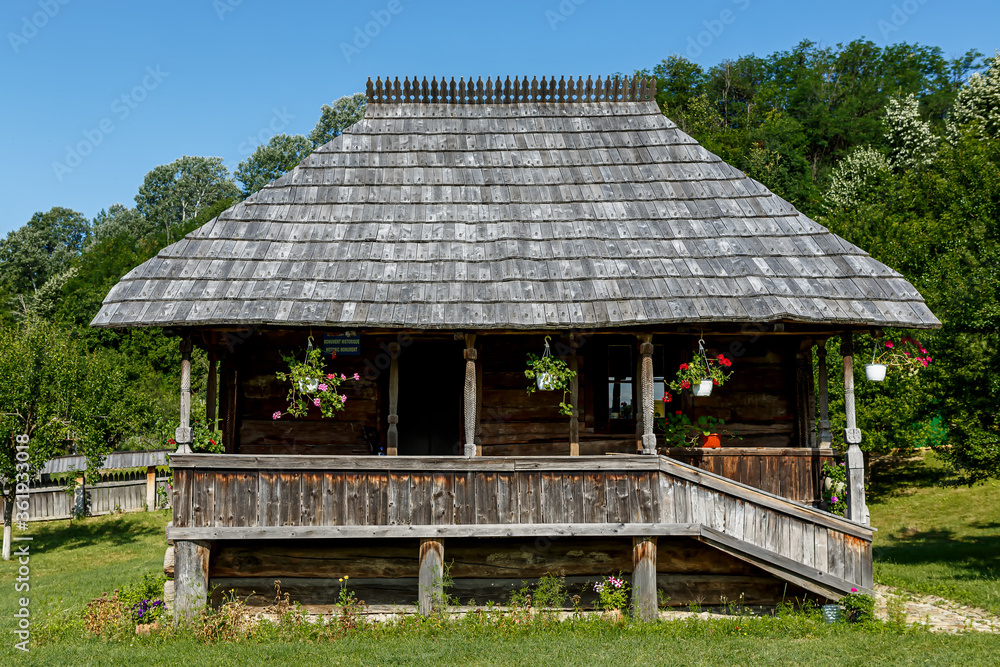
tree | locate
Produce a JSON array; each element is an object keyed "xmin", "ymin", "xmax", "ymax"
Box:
[
  {"xmin": 949, "ymin": 51, "xmax": 1000, "ymax": 140},
  {"xmin": 0, "ymin": 207, "xmax": 88, "ymax": 296},
  {"xmin": 308, "ymin": 92, "xmax": 366, "ymax": 146},
  {"xmin": 135, "ymin": 156, "xmax": 239, "ymax": 242},
  {"xmin": 235, "ymin": 133, "xmax": 314, "ymax": 198},
  {"xmin": 884, "ymin": 94, "xmax": 937, "ymax": 169},
  {"xmin": 90, "ymin": 203, "xmax": 155, "ymax": 246}
]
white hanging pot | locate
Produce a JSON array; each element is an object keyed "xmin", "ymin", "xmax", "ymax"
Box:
[
  {"xmin": 865, "ymin": 364, "xmax": 887, "ymax": 382},
  {"xmin": 298, "ymin": 378, "xmax": 320, "ymax": 393},
  {"xmin": 692, "ymin": 379, "xmax": 714, "ymax": 397},
  {"xmin": 536, "ymin": 372, "xmax": 554, "ymax": 391}
]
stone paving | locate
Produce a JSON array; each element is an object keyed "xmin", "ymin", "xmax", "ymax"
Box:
[{"xmin": 873, "ymin": 584, "xmax": 1000, "ymax": 633}]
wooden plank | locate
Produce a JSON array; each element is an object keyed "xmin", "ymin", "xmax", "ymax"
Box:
[
  {"xmin": 173, "ymin": 540, "xmax": 210, "ymax": 623},
  {"xmin": 172, "ymin": 469, "xmax": 191, "ymax": 528},
  {"xmin": 814, "ymin": 524, "xmax": 828, "ymax": 574},
  {"xmin": 496, "ymin": 473, "xmax": 515, "ymax": 523},
  {"xmin": 615, "ymin": 473, "xmax": 631, "ymax": 524},
  {"xmin": 452, "ymin": 471, "xmax": 470, "ymax": 524},
  {"xmin": 418, "ymin": 538, "xmax": 445, "ymax": 614},
  {"xmin": 431, "ymin": 473, "xmax": 453, "ymax": 525},
  {"xmin": 788, "ymin": 519, "xmax": 804, "ymax": 565},
  {"xmin": 801, "ymin": 522, "xmax": 815, "ymax": 569},
  {"xmin": 827, "ymin": 529, "xmax": 846, "ymax": 580},
  {"xmin": 168, "ymin": 522, "xmax": 704, "ymax": 541},
  {"xmin": 369, "ymin": 472, "xmax": 389, "ymax": 525}
]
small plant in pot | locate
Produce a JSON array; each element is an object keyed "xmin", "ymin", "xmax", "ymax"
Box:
[
  {"xmin": 525, "ymin": 336, "xmax": 577, "ymax": 416},
  {"xmin": 274, "ymin": 337, "xmax": 359, "ymax": 419},
  {"xmin": 656, "ymin": 411, "xmax": 737, "ymax": 448},
  {"xmin": 669, "ymin": 340, "xmax": 733, "ymax": 398},
  {"xmin": 865, "ymin": 336, "xmax": 931, "ymax": 382}
]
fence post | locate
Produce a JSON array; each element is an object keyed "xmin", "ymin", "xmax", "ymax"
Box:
[{"xmin": 146, "ymin": 466, "xmax": 157, "ymax": 510}]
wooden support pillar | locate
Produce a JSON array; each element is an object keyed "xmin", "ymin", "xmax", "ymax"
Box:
[
  {"xmin": 418, "ymin": 538, "xmax": 445, "ymax": 615},
  {"xmin": 631, "ymin": 536, "xmax": 658, "ymax": 620},
  {"xmin": 841, "ymin": 332, "xmax": 869, "ymax": 525},
  {"xmin": 475, "ymin": 341, "xmax": 483, "ymax": 456},
  {"xmin": 569, "ymin": 334, "xmax": 580, "ymax": 456},
  {"xmin": 796, "ymin": 342, "xmax": 816, "ymax": 447},
  {"xmin": 816, "ymin": 340, "xmax": 832, "ymax": 447},
  {"xmin": 173, "ymin": 540, "xmax": 210, "ymax": 623},
  {"xmin": 175, "ymin": 337, "xmax": 193, "ymax": 454},
  {"xmin": 638, "ymin": 334, "xmax": 656, "ymax": 455},
  {"xmin": 206, "ymin": 353, "xmax": 218, "ymax": 431},
  {"xmin": 387, "ymin": 342, "xmax": 400, "ymax": 456},
  {"xmin": 463, "ymin": 334, "xmax": 477, "ymax": 457},
  {"xmin": 146, "ymin": 466, "xmax": 157, "ymax": 511}
]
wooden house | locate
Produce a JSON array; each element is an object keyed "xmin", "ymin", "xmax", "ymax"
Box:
[{"xmin": 93, "ymin": 76, "xmax": 939, "ymax": 620}]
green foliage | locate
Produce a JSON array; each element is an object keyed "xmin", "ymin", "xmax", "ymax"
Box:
[
  {"xmin": 656, "ymin": 412, "xmax": 731, "ymax": 448},
  {"xmin": 0, "ymin": 206, "xmax": 89, "ymax": 297},
  {"xmin": 117, "ymin": 571, "xmax": 167, "ymax": 624},
  {"xmin": 524, "ymin": 339, "xmax": 577, "ymax": 416},
  {"xmin": 840, "ymin": 590, "xmax": 876, "ymax": 624},
  {"xmin": 821, "ymin": 460, "xmax": 848, "ymax": 516},
  {"xmin": 235, "ymin": 133, "xmax": 313, "ymax": 197},
  {"xmin": 135, "ymin": 156, "xmax": 239, "ymax": 242},
  {"xmin": 274, "ymin": 342, "xmax": 356, "ymax": 419},
  {"xmin": 191, "ymin": 421, "xmax": 223, "ymax": 453},
  {"xmin": 308, "ymin": 92, "xmax": 367, "ymax": 146},
  {"xmin": 531, "ymin": 574, "xmax": 568, "ymax": 610},
  {"xmin": 667, "ymin": 353, "xmax": 733, "ymax": 394},
  {"xmin": 591, "ymin": 573, "xmax": 629, "ymax": 613}
]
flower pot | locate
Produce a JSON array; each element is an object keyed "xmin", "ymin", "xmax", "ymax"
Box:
[
  {"xmin": 298, "ymin": 379, "xmax": 320, "ymax": 393},
  {"xmin": 864, "ymin": 364, "xmax": 887, "ymax": 382},
  {"xmin": 701, "ymin": 433, "xmax": 721, "ymax": 448},
  {"xmin": 691, "ymin": 379, "xmax": 714, "ymax": 397},
  {"xmin": 536, "ymin": 372, "xmax": 554, "ymax": 391}
]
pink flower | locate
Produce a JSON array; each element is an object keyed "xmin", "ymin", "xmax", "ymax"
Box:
[
  {"xmin": 885, "ymin": 341, "xmax": 894, "ymax": 348},
  {"xmin": 830, "ymin": 496, "xmax": 838, "ymax": 503},
  {"xmin": 341, "ymin": 374, "xmax": 347, "ymax": 381},
  {"xmin": 921, "ymin": 359, "xmax": 928, "ymax": 367},
  {"xmin": 926, "ymin": 356, "xmax": 932, "ymax": 362},
  {"xmin": 313, "ymin": 398, "xmax": 321, "ymax": 407},
  {"xmin": 851, "ymin": 588, "xmax": 858, "ymax": 593},
  {"xmin": 318, "ymin": 383, "xmax": 328, "ymax": 392},
  {"xmin": 903, "ymin": 352, "xmax": 911, "ymax": 357},
  {"xmin": 341, "ymin": 394, "xmax": 348, "ymax": 403},
  {"xmin": 353, "ymin": 373, "xmax": 360, "ymax": 380},
  {"xmin": 272, "ymin": 411, "xmax": 281, "ymax": 420},
  {"xmin": 327, "ymin": 374, "xmax": 335, "ymax": 380},
  {"xmin": 920, "ymin": 348, "xmax": 927, "ymax": 354}
]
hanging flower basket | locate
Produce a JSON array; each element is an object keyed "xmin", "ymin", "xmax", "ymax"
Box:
[
  {"xmin": 524, "ymin": 336, "xmax": 577, "ymax": 416},
  {"xmin": 864, "ymin": 337, "xmax": 931, "ymax": 382},
  {"xmin": 669, "ymin": 339, "xmax": 733, "ymax": 397},
  {"xmin": 274, "ymin": 337, "xmax": 359, "ymax": 419},
  {"xmin": 864, "ymin": 364, "xmax": 887, "ymax": 382}
]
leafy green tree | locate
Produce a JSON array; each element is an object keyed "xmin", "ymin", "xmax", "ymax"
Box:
[
  {"xmin": 308, "ymin": 92, "xmax": 366, "ymax": 146},
  {"xmin": 90, "ymin": 203, "xmax": 155, "ymax": 246},
  {"xmin": 235, "ymin": 133, "xmax": 313, "ymax": 197},
  {"xmin": 0, "ymin": 207, "xmax": 88, "ymax": 296},
  {"xmin": 135, "ymin": 156, "xmax": 239, "ymax": 242}
]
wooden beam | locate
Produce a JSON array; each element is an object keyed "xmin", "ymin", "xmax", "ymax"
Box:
[
  {"xmin": 418, "ymin": 538, "xmax": 444, "ymax": 615},
  {"xmin": 175, "ymin": 337, "xmax": 193, "ymax": 454},
  {"xmin": 569, "ymin": 334, "xmax": 580, "ymax": 456},
  {"xmin": 387, "ymin": 343, "xmax": 400, "ymax": 456},
  {"xmin": 167, "ymin": 522, "xmax": 703, "ymax": 542},
  {"xmin": 631, "ymin": 536, "xmax": 657, "ymax": 620},
  {"xmin": 816, "ymin": 340, "xmax": 832, "ymax": 447},
  {"xmin": 146, "ymin": 466, "xmax": 157, "ymax": 511},
  {"xmin": 463, "ymin": 334, "xmax": 477, "ymax": 457},
  {"xmin": 475, "ymin": 339, "xmax": 483, "ymax": 457},
  {"xmin": 841, "ymin": 332, "xmax": 869, "ymax": 526},
  {"xmin": 173, "ymin": 540, "xmax": 210, "ymax": 623},
  {"xmin": 638, "ymin": 334, "xmax": 655, "ymax": 455}
]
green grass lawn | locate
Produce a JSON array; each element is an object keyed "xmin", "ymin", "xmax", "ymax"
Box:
[
  {"xmin": 2, "ymin": 459, "xmax": 1000, "ymax": 665},
  {"xmin": 869, "ymin": 451, "xmax": 1000, "ymax": 613}
]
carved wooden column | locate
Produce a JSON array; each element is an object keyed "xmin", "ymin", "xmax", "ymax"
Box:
[
  {"xmin": 639, "ymin": 334, "xmax": 656, "ymax": 455},
  {"xmin": 175, "ymin": 336, "xmax": 193, "ymax": 454},
  {"xmin": 816, "ymin": 340, "xmax": 832, "ymax": 447},
  {"xmin": 463, "ymin": 334, "xmax": 478, "ymax": 457},
  {"xmin": 841, "ymin": 332, "xmax": 869, "ymax": 525},
  {"xmin": 418, "ymin": 538, "xmax": 444, "ymax": 615},
  {"xmin": 387, "ymin": 342, "xmax": 400, "ymax": 456},
  {"xmin": 569, "ymin": 334, "xmax": 580, "ymax": 456},
  {"xmin": 632, "ymin": 536, "xmax": 658, "ymax": 620}
]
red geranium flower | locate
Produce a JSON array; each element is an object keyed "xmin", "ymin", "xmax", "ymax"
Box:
[
  {"xmin": 679, "ymin": 363, "xmax": 688, "ymax": 370},
  {"xmin": 680, "ymin": 381, "xmax": 690, "ymax": 389},
  {"xmin": 662, "ymin": 392, "xmax": 672, "ymax": 403},
  {"xmin": 675, "ymin": 410, "xmax": 683, "ymax": 416}
]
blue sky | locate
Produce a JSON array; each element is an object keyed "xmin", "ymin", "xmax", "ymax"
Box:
[{"xmin": 2, "ymin": 0, "xmax": 997, "ymax": 236}]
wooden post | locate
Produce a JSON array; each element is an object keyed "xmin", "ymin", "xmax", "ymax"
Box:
[
  {"xmin": 475, "ymin": 341, "xmax": 483, "ymax": 456},
  {"xmin": 206, "ymin": 353, "xmax": 218, "ymax": 431},
  {"xmin": 638, "ymin": 334, "xmax": 656, "ymax": 455},
  {"xmin": 569, "ymin": 334, "xmax": 580, "ymax": 456},
  {"xmin": 796, "ymin": 343, "xmax": 816, "ymax": 447},
  {"xmin": 632, "ymin": 536, "xmax": 658, "ymax": 620},
  {"xmin": 175, "ymin": 337, "xmax": 193, "ymax": 454},
  {"xmin": 418, "ymin": 538, "xmax": 445, "ymax": 615},
  {"xmin": 841, "ymin": 332, "xmax": 869, "ymax": 525},
  {"xmin": 463, "ymin": 334, "xmax": 477, "ymax": 457},
  {"xmin": 816, "ymin": 340, "xmax": 832, "ymax": 447},
  {"xmin": 146, "ymin": 466, "xmax": 157, "ymax": 511},
  {"xmin": 173, "ymin": 540, "xmax": 210, "ymax": 623},
  {"xmin": 387, "ymin": 342, "xmax": 400, "ymax": 456},
  {"xmin": 73, "ymin": 475, "xmax": 86, "ymax": 517}
]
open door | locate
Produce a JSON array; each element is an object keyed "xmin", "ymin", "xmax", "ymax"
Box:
[{"xmin": 395, "ymin": 340, "xmax": 463, "ymax": 455}]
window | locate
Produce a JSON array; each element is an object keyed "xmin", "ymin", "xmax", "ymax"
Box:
[{"xmin": 607, "ymin": 344, "xmax": 633, "ymax": 420}]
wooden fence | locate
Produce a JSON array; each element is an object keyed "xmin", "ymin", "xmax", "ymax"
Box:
[{"xmin": 1, "ymin": 470, "xmax": 171, "ymax": 522}]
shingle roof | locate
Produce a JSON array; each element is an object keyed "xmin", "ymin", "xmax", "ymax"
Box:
[{"xmin": 92, "ymin": 76, "xmax": 939, "ymax": 331}]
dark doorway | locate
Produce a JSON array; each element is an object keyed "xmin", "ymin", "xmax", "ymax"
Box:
[{"xmin": 395, "ymin": 340, "xmax": 463, "ymax": 455}]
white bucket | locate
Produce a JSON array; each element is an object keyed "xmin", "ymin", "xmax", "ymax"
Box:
[
  {"xmin": 864, "ymin": 364, "xmax": 887, "ymax": 382},
  {"xmin": 691, "ymin": 379, "xmax": 714, "ymax": 397},
  {"xmin": 536, "ymin": 372, "xmax": 554, "ymax": 391}
]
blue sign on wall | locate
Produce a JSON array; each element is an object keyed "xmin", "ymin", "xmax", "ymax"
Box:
[{"xmin": 323, "ymin": 334, "xmax": 361, "ymax": 356}]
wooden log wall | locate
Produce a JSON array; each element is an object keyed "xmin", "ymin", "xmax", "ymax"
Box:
[{"xmin": 664, "ymin": 448, "xmax": 834, "ymax": 505}]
